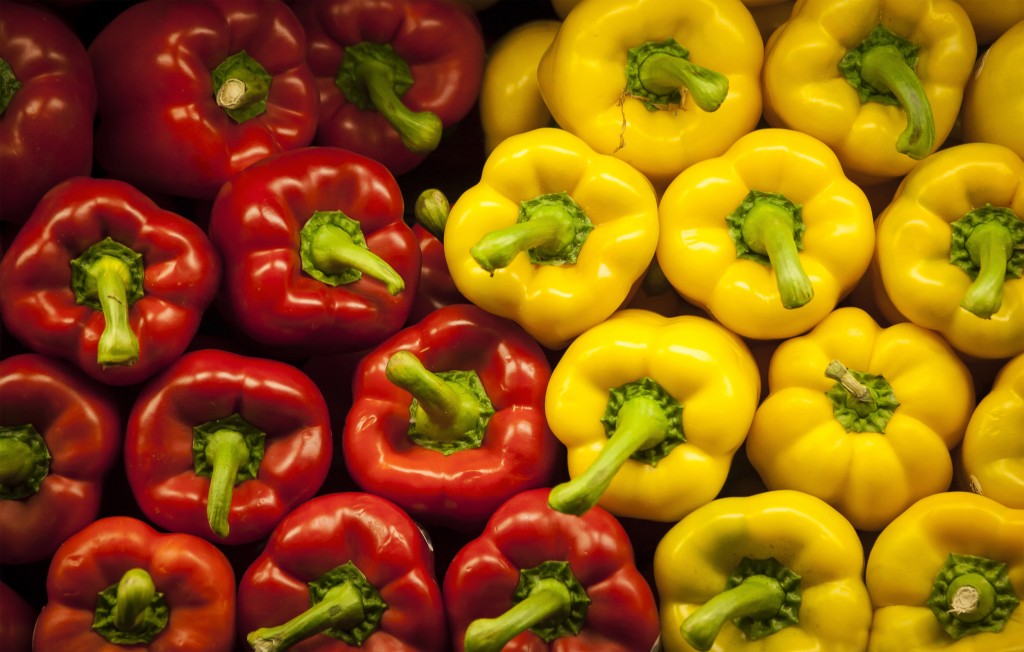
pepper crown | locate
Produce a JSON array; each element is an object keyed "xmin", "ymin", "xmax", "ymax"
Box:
[
  {"xmin": 192, "ymin": 413, "xmax": 267, "ymax": 538},
  {"xmin": 414, "ymin": 188, "xmax": 450, "ymax": 241},
  {"xmin": 824, "ymin": 359, "xmax": 901, "ymax": 433},
  {"xmin": 91, "ymin": 568, "xmax": 169, "ymax": 645},
  {"xmin": 299, "ymin": 210, "xmax": 405, "ymax": 295},
  {"xmin": 926, "ymin": 553, "xmax": 1020, "ymax": 639},
  {"xmin": 212, "ymin": 50, "xmax": 272, "ymax": 124},
  {"xmin": 949, "ymin": 204, "xmax": 1024, "ymax": 319},
  {"xmin": 625, "ymin": 38, "xmax": 729, "ymax": 112},
  {"xmin": 0, "ymin": 57, "xmax": 21, "ymax": 116},
  {"xmin": 0, "ymin": 424, "xmax": 51, "ymax": 500}
]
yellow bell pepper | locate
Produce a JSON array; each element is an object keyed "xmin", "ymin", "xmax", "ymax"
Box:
[
  {"xmin": 536, "ymin": 0, "xmax": 764, "ymax": 190},
  {"xmin": 657, "ymin": 128, "xmax": 875, "ymax": 340},
  {"xmin": 479, "ymin": 20, "xmax": 560, "ymax": 154},
  {"xmin": 960, "ymin": 19, "xmax": 1024, "ymax": 160},
  {"xmin": 443, "ymin": 127, "xmax": 659, "ymax": 350},
  {"xmin": 654, "ymin": 490, "xmax": 873, "ymax": 652},
  {"xmin": 762, "ymin": 0, "xmax": 977, "ymax": 185},
  {"xmin": 865, "ymin": 492, "xmax": 1024, "ymax": 651},
  {"xmin": 872, "ymin": 142, "xmax": 1024, "ymax": 360},
  {"xmin": 950, "ymin": 0, "xmax": 1024, "ymax": 45},
  {"xmin": 746, "ymin": 306, "xmax": 976, "ymax": 532},
  {"xmin": 543, "ymin": 308, "xmax": 761, "ymax": 522},
  {"xmin": 959, "ymin": 353, "xmax": 1024, "ymax": 509}
]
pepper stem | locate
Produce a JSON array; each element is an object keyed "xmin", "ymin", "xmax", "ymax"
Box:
[
  {"xmin": 740, "ymin": 200, "xmax": 813, "ymax": 309},
  {"xmin": 946, "ymin": 573, "xmax": 997, "ymax": 623},
  {"xmin": 859, "ymin": 44, "xmax": 935, "ymax": 159},
  {"xmin": 961, "ymin": 221, "xmax": 1014, "ymax": 318},
  {"xmin": 203, "ymin": 429, "xmax": 252, "ymax": 538},
  {"xmin": 463, "ymin": 579, "xmax": 571, "ymax": 652},
  {"xmin": 824, "ymin": 360, "xmax": 872, "ymax": 403},
  {"xmin": 470, "ymin": 204, "xmax": 577, "ymax": 272},
  {"xmin": 638, "ymin": 51, "xmax": 729, "ymax": 112},
  {"xmin": 211, "ymin": 51, "xmax": 271, "ymax": 123},
  {"xmin": 0, "ymin": 57, "xmax": 22, "ymax": 116},
  {"xmin": 247, "ymin": 582, "xmax": 365, "ymax": 652},
  {"xmin": 93, "ymin": 257, "xmax": 141, "ymax": 366},
  {"xmin": 681, "ymin": 575, "xmax": 786, "ymax": 652},
  {"xmin": 414, "ymin": 188, "xmax": 450, "ymax": 241},
  {"xmin": 111, "ymin": 569, "xmax": 159, "ymax": 635},
  {"xmin": 307, "ymin": 221, "xmax": 405, "ymax": 295},
  {"xmin": 0, "ymin": 437, "xmax": 35, "ymax": 487},
  {"xmin": 386, "ymin": 350, "xmax": 485, "ymax": 444}
]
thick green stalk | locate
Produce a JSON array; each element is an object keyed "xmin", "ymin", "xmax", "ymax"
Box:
[
  {"xmin": 681, "ymin": 575, "xmax": 786, "ymax": 651},
  {"xmin": 860, "ymin": 45, "xmax": 935, "ymax": 159},
  {"xmin": 961, "ymin": 221, "xmax": 1014, "ymax": 318},
  {"xmin": 414, "ymin": 188, "xmax": 450, "ymax": 241},
  {"xmin": 111, "ymin": 569, "xmax": 159, "ymax": 634},
  {"xmin": 639, "ymin": 51, "xmax": 729, "ymax": 112},
  {"xmin": 307, "ymin": 222, "xmax": 404, "ymax": 295},
  {"xmin": 740, "ymin": 200, "xmax": 813, "ymax": 309},
  {"xmin": 203, "ymin": 429, "xmax": 251, "ymax": 538},
  {"xmin": 471, "ymin": 204, "xmax": 576, "ymax": 272},
  {"xmin": 464, "ymin": 579, "xmax": 571, "ymax": 652},
  {"xmin": 385, "ymin": 350, "xmax": 485, "ymax": 444},
  {"xmin": 92, "ymin": 256, "xmax": 140, "ymax": 365},
  {"xmin": 247, "ymin": 583, "xmax": 365, "ymax": 652}
]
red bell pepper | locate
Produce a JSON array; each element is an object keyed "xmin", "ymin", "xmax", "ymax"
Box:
[
  {"xmin": 208, "ymin": 146, "xmax": 421, "ymax": 356},
  {"xmin": 344, "ymin": 303, "xmax": 560, "ymax": 531},
  {"xmin": 0, "ymin": 1, "xmax": 95, "ymax": 224},
  {"xmin": 238, "ymin": 491, "xmax": 448, "ymax": 651},
  {"xmin": 33, "ymin": 515, "xmax": 236, "ymax": 652},
  {"xmin": 443, "ymin": 487, "xmax": 661, "ymax": 652},
  {"xmin": 124, "ymin": 349, "xmax": 332, "ymax": 545},
  {"xmin": 0, "ymin": 177, "xmax": 221, "ymax": 386},
  {"xmin": 87, "ymin": 0, "xmax": 319, "ymax": 200},
  {"xmin": 0, "ymin": 353, "xmax": 120, "ymax": 565},
  {"xmin": 292, "ymin": 0, "xmax": 485, "ymax": 175},
  {"xmin": 407, "ymin": 188, "xmax": 466, "ymax": 324},
  {"xmin": 0, "ymin": 581, "xmax": 36, "ymax": 652}
]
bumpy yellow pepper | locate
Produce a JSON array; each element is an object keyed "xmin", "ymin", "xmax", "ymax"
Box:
[
  {"xmin": 960, "ymin": 19, "xmax": 1024, "ymax": 160},
  {"xmin": 872, "ymin": 142, "xmax": 1024, "ymax": 360},
  {"xmin": 537, "ymin": 0, "xmax": 763, "ymax": 190},
  {"xmin": 443, "ymin": 128, "xmax": 659, "ymax": 350},
  {"xmin": 544, "ymin": 309, "xmax": 760, "ymax": 522},
  {"xmin": 746, "ymin": 307, "xmax": 976, "ymax": 532},
  {"xmin": 655, "ymin": 490, "xmax": 873, "ymax": 652},
  {"xmin": 657, "ymin": 128, "xmax": 875, "ymax": 340},
  {"xmin": 763, "ymin": 0, "xmax": 976, "ymax": 185},
  {"xmin": 866, "ymin": 492, "xmax": 1024, "ymax": 651}
]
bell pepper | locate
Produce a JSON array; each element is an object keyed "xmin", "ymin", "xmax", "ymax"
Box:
[
  {"xmin": 238, "ymin": 491, "xmax": 448, "ymax": 651},
  {"xmin": 536, "ymin": 0, "xmax": 763, "ymax": 190},
  {"xmin": 208, "ymin": 146, "xmax": 421, "ymax": 357},
  {"xmin": 959, "ymin": 352, "xmax": 1024, "ymax": 509},
  {"xmin": 0, "ymin": 177, "xmax": 221, "ymax": 386},
  {"xmin": 872, "ymin": 142, "xmax": 1024, "ymax": 360},
  {"xmin": 443, "ymin": 487, "xmax": 661, "ymax": 652},
  {"xmin": 960, "ymin": 19, "xmax": 1024, "ymax": 161},
  {"xmin": 657, "ymin": 127, "xmax": 876, "ymax": 340},
  {"xmin": 762, "ymin": 0, "xmax": 976, "ymax": 185},
  {"xmin": 746, "ymin": 306, "xmax": 976, "ymax": 532},
  {"xmin": 124, "ymin": 349, "xmax": 332, "ymax": 545},
  {"xmin": 949, "ymin": 0, "xmax": 1024, "ymax": 45},
  {"xmin": 343, "ymin": 303, "xmax": 559, "ymax": 531},
  {"xmin": 0, "ymin": 1, "xmax": 95, "ymax": 224},
  {"xmin": 865, "ymin": 492, "xmax": 1024, "ymax": 651},
  {"xmin": 406, "ymin": 188, "xmax": 466, "ymax": 324},
  {"xmin": 0, "ymin": 581, "xmax": 35, "ymax": 652},
  {"xmin": 544, "ymin": 308, "xmax": 761, "ymax": 522},
  {"xmin": 33, "ymin": 515, "xmax": 237, "ymax": 651},
  {"xmin": 654, "ymin": 490, "xmax": 873, "ymax": 652},
  {"xmin": 292, "ymin": 0, "xmax": 485, "ymax": 176},
  {"xmin": 442, "ymin": 127, "xmax": 660, "ymax": 349},
  {"xmin": 87, "ymin": 0, "xmax": 318, "ymax": 200}
]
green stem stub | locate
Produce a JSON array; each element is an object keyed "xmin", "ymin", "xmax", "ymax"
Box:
[
  {"xmin": 299, "ymin": 210, "xmax": 405, "ymax": 295},
  {"xmin": 602, "ymin": 376, "xmax": 683, "ymax": 466},
  {"xmin": 824, "ymin": 359, "xmax": 900, "ymax": 434},
  {"xmin": 840, "ymin": 26, "xmax": 919, "ymax": 106},
  {"xmin": 192, "ymin": 413, "xmax": 266, "ymax": 537},
  {"xmin": 625, "ymin": 38, "xmax": 729, "ymax": 112},
  {"xmin": 212, "ymin": 50, "xmax": 272, "ymax": 124},
  {"xmin": 92, "ymin": 568, "xmax": 169, "ymax": 645},
  {"xmin": 0, "ymin": 425, "xmax": 52, "ymax": 500},
  {"xmin": 310, "ymin": 562, "xmax": 388, "ymax": 647},
  {"xmin": 192, "ymin": 414, "xmax": 266, "ymax": 483},
  {"xmin": 512, "ymin": 561, "xmax": 591, "ymax": 643},
  {"xmin": 949, "ymin": 205, "xmax": 1024, "ymax": 319},
  {"xmin": 926, "ymin": 553, "xmax": 1020, "ymax": 639},
  {"xmin": 731, "ymin": 558, "xmax": 801, "ymax": 640},
  {"xmin": 0, "ymin": 57, "xmax": 21, "ymax": 116},
  {"xmin": 415, "ymin": 188, "xmax": 450, "ymax": 241}
]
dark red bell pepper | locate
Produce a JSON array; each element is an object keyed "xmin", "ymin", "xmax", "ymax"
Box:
[
  {"xmin": 0, "ymin": 581, "xmax": 36, "ymax": 652},
  {"xmin": 443, "ymin": 488, "xmax": 661, "ymax": 652},
  {"xmin": 407, "ymin": 188, "xmax": 466, "ymax": 324},
  {"xmin": 344, "ymin": 303, "xmax": 559, "ymax": 531},
  {"xmin": 87, "ymin": 0, "xmax": 319, "ymax": 200},
  {"xmin": 208, "ymin": 146, "xmax": 421, "ymax": 356},
  {"xmin": 33, "ymin": 515, "xmax": 236, "ymax": 652},
  {"xmin": 0, "ymin": 177, "xmax": 221, "ymax": 386},
  {"xmin": 124, "ymin": 349, "xmax": 332, "ymax": 545},
  {"xmin": 292, "ymin": 0, "xmax": 485, "ymax": 175},
  {"xmin": 238, "ymin": 491, "xmax": 448, "ymax": 651},
  {"xmin": 0, "ymin": 1, "xmax": 95, "ymax": 224},
  {"xmin": 0, "ymin": 353, "xmax": 121, "ymax": 565}
]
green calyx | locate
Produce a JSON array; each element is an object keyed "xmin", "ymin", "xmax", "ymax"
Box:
[
  {"xmin": 414, "ymin": 188, "xmax": 451, "ymax": 241},
  {"xmin": 927, "ymin": 553, "xmax": 1020, "ymax": 639},
  {"xmin": 824, "ymin": 360, "xmax": 900, "ymax": 434},
  {"xmin": 0, "ymin": 57, "xmax": 21, "ymax": 116},
  {"xmin": 470, "ymin": 191, "xmax": 594, "ymax": 273},
  {"xmin": 192, "ymin": 413, "xmax": 266, "ymax": 538},
  {"xmin": 92, "ymin": 568, "xmax": 169, "ymax": 645},
  {"xmin": 625, "ymin": 38, "xmax": 729, "ymax": 112},
  {"xmin": 299, "ymin": 210, "xmax": 405, "ymax": 295},
  {"xmin": 0, "ymin": 425, "xmax": 51, "ymax": 500},
  {"xmin": 949, "ymin": 205, "xmax": 1024, "ymax": 319},
  {"xmin": 839, "ymin": 25, "xmax": 935, "ymax": 159},
  {"xmin": 212, "ymin": 50, "xmax": 272, "ymax": 124},
  {"xmin": 727, "ymin": 190, "xmax": 813, "ymax": 309},
  {"xmin": 69, "ymin": 237, "xmax": 145, "ymax": 366},
  {"xmin": 336, "ymin": 41, "xmax": 442, "ymax": 154}
]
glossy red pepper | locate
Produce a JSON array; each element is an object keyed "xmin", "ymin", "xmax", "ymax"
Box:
[
  {"xmin": 0, "ymin": 1, "xmax": 95, "ymax": 224},
  {"xmin": 208, "ymin": 146, "xmax": 421, "ymax": 356},
  {"xmin": 0, "ymin": 581, "xmax": 36, "ymax": 652},
  {"xmin": 0, "ymin": 177, "xmax": 221, "ymax": 386},
  {"xmin": 292, "ymin": 0, "xmax": 485, "ymax": 175},
  {"xmin": 443, "ymin": 488, "xmax": 661, "ymax": 652},
  {"xmin": 124, "ymin": 349, "xmax": 332, "ymax": 545},
  {"xmin": 344, "ymin": 303, "xmax": 559, "ymax": 531},
  {"xmin": 87, "ymin": 0, "xmax": 319, "ymax": 200},
  {"xmin": 237, "ymin": 492, "xmax": 448, "ymax": 651},
  {"xmin": 407, "ymin": 188, "xmax": 466, "ymax": 324},
  {"xmin": 33, "ymin": 516, "xmax": 236, "ymax": 652}
]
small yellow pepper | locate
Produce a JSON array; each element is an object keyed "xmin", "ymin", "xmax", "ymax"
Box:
[
  {"xmin": 866, "ymin": 492, "xmax": 1024, "ymax": 651},
  {"xmin": 544, "ymin": 309, "xmax": 760, "ymax": 522},
  {"xmin": 960, "ymin": 19, "xmax": 1024, "ymax": 160},
  {"xmin": 654, "ymin": 490, "xmax": 873, "ymax": 652}
]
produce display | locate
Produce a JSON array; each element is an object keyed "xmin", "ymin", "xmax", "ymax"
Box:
[{"xmin": 1, "ymin": 0, "xmax": 1023, "ymax": 651}]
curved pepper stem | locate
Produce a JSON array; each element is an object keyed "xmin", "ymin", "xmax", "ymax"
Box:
[
  {"xmin": 112, "ymin": 569, "xmax": 159, "ymax": 633},
  {"xmin": 386, "ymin": 350, "xmax": 485, "ymax": 442},
  {"xmin": 300, "ymin": 211, "xmax": 405, "ymax": 295},
  {"xmin": 0, "ymin": 425, "xmax": 50, "ymax": 500},
  {"xmin": 682, "ymin": 575, "xmax": 786, "ymax": 651},
  {"xmin": 91, "ymin": 568, "xmax": 169, "ymax": 645},
  {"xmin": 415, "ymin": 188, "xmax": 450, "ymax": 241},
  {"xmin": 203, "ymin": 429, "xmax": 251, "ymax": 538},
  {"xmin": 734, "ymin": 194, "xmax": 813, "ymax": 309},
  {"xmin": 464, "ymin": 579, "xmax": 571, "ymax": 652},
  {"xmin": 961, "ymin": 221, "xmax": 1014, "ymax": 318},
  {"xmin": 248, "ymin": 582, "xmax": 364, "ymax": 652},
  {"xmin": 639, "ymin": 51, "xmax": 728, "ymax": 112},
  {"xmin": 0, "ymin": 57, "xmax": 22, "ymax": 116}
]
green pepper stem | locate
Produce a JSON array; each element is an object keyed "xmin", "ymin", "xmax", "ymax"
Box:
[
  {"xmin": 111, "ymin": 569, "xmax": 159, "ymax": 634},
  {"xmin": 0, "ymin": 437, "xmax": 34, "ymax": 487},
  {"xmin": 961, "ymin": 221, "xmax": 1014, "ymax": 318},
  {"xmin": 308, "ymin": 222, "xmax": 405, "ymax": 295},
  {"xmin": 548, "ymin": 394, "xmax": 669, "ymax": 515},
  {"xmin": 385, "ymin": 350, "xmax": 483, "ymax": 443},
  {"xmin": 93, "ymin": 257, "xmax": 140, "ymax": 366},
  {"xmin": 415, "ymin": 188, "xmax": 450, "ymax": 241},
  {"xmin": 681, "ymin": 575, "xmax": 785, "ymax": 652},
  {"xmin": 639, "ymin": 51, "xmax": 729, "ymax": 112},
  {"xmin": 204, "ymin": 428, "xmax": 252, "ymax": 538},
  {"xmin": 247, "ymin": 582, "xmax": 365, "ymax": 652},
  {"xmin": 470, "ymin": 204, "xmax": 577, "ymax": 272},
  {"xmin": 860, "ymin": 44, "xmax": 935, "ymax": 160},
  {"xmin": 946, "ymin": 573, "xmax": 997, "ymax": 624},
  {"xmin": 741, "ymin": 200, "xmax": 813, "ymax": 309},
  {"xmin": 0, "ymin": 57, "xmax": 22, "ymax": 116},
  {"xmin": 464, "ymin": 579, "xmax": 571, "ymax": 652},
  {"xmin": 358, "ymin": 57, "xmax": 441, "ymax": 154},
  {"xmin": 824, "ymin": 360, "xmax": 872, "ymax": 403}
]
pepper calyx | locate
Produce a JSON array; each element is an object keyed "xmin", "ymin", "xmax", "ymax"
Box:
[
  {"xmin": 512, "ymin": 561, "xmax": 590, "ymax": 642},
  {"xmin": 212, "ymin": 50, "xmax": 272, "ymax": 124},
  {"xmin": 299, "ymin": 210, "xmax": 405, "ymax": 295},
  {"xmin": 0, "ymin": 424, "xmax": 52, "ymax": 500},
  {"xmin": 926, "ymin": 553, "xmax": 1020, "ymax": 639},
  {"xmin": 0, "ymin": 57, "xmax": 21, "ymax": 116},
  {"xmin": 192, "ymin": 413, "xmax": 267, "ymax": 538},
  {"xmin": 310, "ymin": 562, "xmax": 388, "ymax": 646},
  {"xmin": 625, "ymin": 38, "xmax": 729, "ymax": 112},
  {"xmin": 949, "ymin": 204, "xmax": 1024, "ymax": 319},
  {"xmin": 91, "ymin": 568, "xmax": 169, "ymax": 645},
  {"xmin": 414, "ymin": 188, "xmax": 451, "ymax": 241},
  {"xmin": 824, "ymin": 359, "xmax": 900, "ymax": 433}
]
